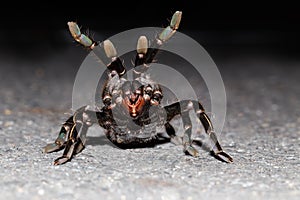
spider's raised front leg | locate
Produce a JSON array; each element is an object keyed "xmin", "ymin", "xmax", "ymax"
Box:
[
  {"xmin": 67, "ymin": 22, "xmax": 98, "ymax": 50},
  {"xmin": 164, "ymin": 100, "xmax": 233, "ymax": 162},
  {"xmin": 133, "ymin": 11, "xmax": 182, "ymax": 78},
  {"xmin": 67, "ymin": 22, "xmax": 126, "ymax": 76},
  {"xmin": 164, "ymin": 100, "xmax": 199, "ymax": 157},
  {"xmin": 44, "ymin": 106, "xmax": 100, "ymax": 165}
]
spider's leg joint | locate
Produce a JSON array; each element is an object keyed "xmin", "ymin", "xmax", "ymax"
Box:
[
  {"xmin": 159, "ymin": 26, "xmax": 176, "ymax": 42},
  {"xmin": 67, "ymin": 22, "xmax": 95, "ymax": 48}
]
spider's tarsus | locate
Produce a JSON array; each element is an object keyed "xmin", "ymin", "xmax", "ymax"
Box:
[
  {"xmin": 216, "ymin": 151, "xmax": 234, "ymax": 163},
  {"xmin": 54, "ymin": 156, "xmax": 70, "ymax": 165},
  {"xmin": 159, "ymin": 11, "xmax": 182, "ymax": 42},
  {"xmin": 67, "ymin": 22, "xmax": 81, "ymax": 38},
  {"xmin": 43, "ymin": 143, "xmax": 61, "ymax": 153},
  {"xmin": 170, "ymin": 11, "xmax": 182, "ymax": 30},
  {"xmin": 184, "ymin": 145, "xmax": 200, "ymax": 157}
]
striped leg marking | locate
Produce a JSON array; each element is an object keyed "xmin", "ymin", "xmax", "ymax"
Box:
[
  {"xmin": 133, "ymin": 11, "xmax": 182, "ymax": 78},
  {"xmin": 164, "ymin": 100, "xmax": 233, "ymax": 162}
]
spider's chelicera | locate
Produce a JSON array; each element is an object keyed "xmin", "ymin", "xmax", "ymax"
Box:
[{"xmin": 44, "ymin": 11, "xmax": 233, "ymax": 165}]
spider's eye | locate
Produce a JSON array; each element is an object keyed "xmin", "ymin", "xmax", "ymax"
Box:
[
  {"xmin": 112, "ymin": 89, "xmax": 119, "ymax": 95},
  {"xmin": 151, "ymin": 90, "xmax": 162, "ymax": 105},
  {"xmin": 110, "ymin": 70, "xmax": 118, "ymax": 77},
  {"xmin": 135, "ymin": 89, "xmax": 141, "ymax": 95},
  {"xmin": 153, "ymin": 93, "xmax": 162, "ymax": 101},
  {"xmin": 124, "ymin": 90, "xmax": 131, "ymax": 96},
  {"xmin": 145, "ymin": 86, "xmax": 153, "ymax": 94},
  {"xmin": 115, "ymin": 96, "xmax": 123, "ymax": 104},
  {"xmin": 103, "ymin": 95, "xmax": 112, "ymax": 105}
]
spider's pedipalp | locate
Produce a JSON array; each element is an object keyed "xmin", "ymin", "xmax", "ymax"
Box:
[
  {"xmin": 137, "ymin": 36, "xmax": 148, "ymax": 54},
  {"xmin": 134, "ymin": 36, "xmax": 149, "ymax": 78},
  {"xmin": 95, "ymin": 39, "xmax": 126, "ymax": 76},
  {"xmin": 103, "ymin": 40, "xmax": 117, "ymax": 58}
]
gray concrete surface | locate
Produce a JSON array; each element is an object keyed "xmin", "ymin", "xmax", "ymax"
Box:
[{"xmin": 0, "ymin": 44, "xmax": 299, "ymax": 200}]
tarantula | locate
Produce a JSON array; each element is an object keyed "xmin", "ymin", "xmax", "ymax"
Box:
[{"xmin": 44, "ymin": 11, "xmax": 233, "ymax": 165}]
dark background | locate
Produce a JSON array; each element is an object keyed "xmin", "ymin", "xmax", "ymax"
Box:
[
  {"xmin": 2, "ymin": 1, "xmax": 299, "ymax": 30},
  {"xmin": 1, "ymin": 1, "xmax": 300, "ymax": 63},
  {"xmin": 1, "ymin": 2, "xmax": 300, "ymax": 198}
]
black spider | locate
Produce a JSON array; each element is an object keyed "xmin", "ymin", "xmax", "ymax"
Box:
[{"xmin": 44, "ymin": 11, "xmax": 233, "ymax": 165}]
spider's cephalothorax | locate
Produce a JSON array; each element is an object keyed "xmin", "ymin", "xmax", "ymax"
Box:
[{"xmin": 44, "ymin": 11, "xmax": 233, "ymax": 165}]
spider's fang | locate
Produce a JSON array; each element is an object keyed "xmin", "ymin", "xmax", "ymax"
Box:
[
  {"xmin": 137, "ymin": 36, "xmax": 148, "ymax": 54},
  {"xmin": 103, "ymin": 40, "xmax": 117, "ymax": 58}
]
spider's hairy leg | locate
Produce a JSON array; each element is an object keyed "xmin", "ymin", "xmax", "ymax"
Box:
[
  {"xmin": 53, "ymin": 123, "xmax": 81, "ymax": 165},
  {"xmin": 164, "ymin": 101, "xmax": 199, "ymax": 157},
  {"xmin": 102, "ymin": 40, "xmax": 126, "ymax": 76},
  {"xmin": 91, "ymin": 39, "xmax": 126, "ymax": 76},
  {"xmin": 44, "ymin": 106, "xmax": 99, "ymax": 165},
  {"xmin": 181, "ymin": 109, "xmax": 199, "ymax": 157},
  {"xmin": 195, "ymin": 102, "xmax": 233, "ymax": 163},
  {"xmin": 133, "ymin": 36, "xmax": 149, "ymax": 78},
  {"xmin": 158, "ymin": 11, "xmax": 182, "ymax": 42},
  {"xmin": 164, "ymin": 100, "xmax": 233, "ymax": 162},
  {"xmin": 43, "ymin": 116, "xmax": 74, "ymax": 153},
  {"xmin": 67, "ymin": 22, "xmax": 98, "ymax": 49},
  {"xmin": 133, "ymin": 11, "xmax": 182, "ymax": 78},
  {"xmin": 67, "ymin": 22, "xmax": 126, "ymax": 76}
]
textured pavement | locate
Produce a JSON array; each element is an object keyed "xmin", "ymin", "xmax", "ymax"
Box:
[{"xmin": 0, "ymin": 39, "xmax": 299, "ymax": 200}]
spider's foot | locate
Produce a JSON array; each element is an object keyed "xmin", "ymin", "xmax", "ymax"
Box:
[
  {"xmin": 184, "ymin": 145, "xmax": 199, "ymax": 157},
  {"xmin": 214, "ymin": 150, "xmax": 233, "ymax": 163},
  {"xmin": 54, "ymin": 156, "xmax": 71, "ymax": 165},
  {"xmin": 43, "ymin": 143, "xmax": 64, "ymax": 153},
  {"xmin": 171, "ymin": 136, "xmax": 183, "ymax": 145}
]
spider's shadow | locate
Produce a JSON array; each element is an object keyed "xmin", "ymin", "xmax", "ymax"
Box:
[
  {"xmin": 86, "ymin": 135, "xmax": 228, "ymax": 163},
  {"xmin": 86, "ymin": 134, "xmax": 171, "ymax": 149},
  {"xmin": 192, "ymin": 140, "xmax": 229, "ymax": 163},
  {"xmin": 87, "ymin": 135, "xmax": 116, "ymax": 147}
]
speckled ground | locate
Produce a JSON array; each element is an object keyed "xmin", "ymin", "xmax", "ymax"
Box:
[{"xmin": 0, "ymin": 44, "xmax": 299, "ymax": 200}]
